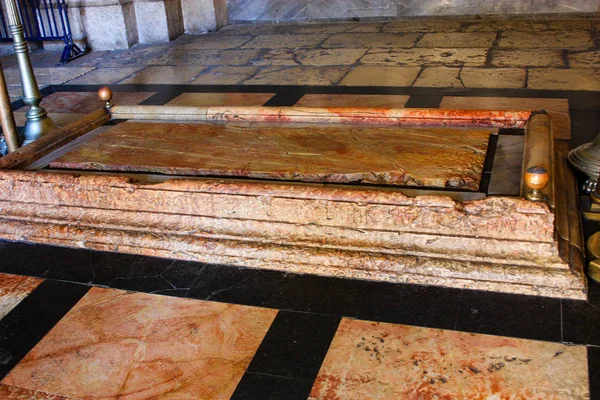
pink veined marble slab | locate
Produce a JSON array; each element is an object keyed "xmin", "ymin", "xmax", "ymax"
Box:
[
  {"xmin": 310, "ymin": 318, "xmax": 589, "ymax": 400},
  {"xmin": 0, "ymin": 273, "xmax": 42, "ymax": 320},
  {"xmin": 1, "ymin": 287, "xmax": 278, "ymax": 399}
]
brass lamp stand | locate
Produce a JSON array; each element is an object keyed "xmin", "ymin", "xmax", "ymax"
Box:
[
  {"xmin": 4, "ymin": 0, "xmax": 56, "ymax": 145},
  {"xmin": 569, "ymin": 133, "xmax": 600, "ymax": 193}
]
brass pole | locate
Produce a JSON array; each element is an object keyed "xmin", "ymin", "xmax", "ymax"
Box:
[
  {"xmin": 4, "ymin": 0, "xmax": 56, "ymax": 145},
  {"xmin": 0, "ymin": 59, "xmax": 19, "ymax": 152}
]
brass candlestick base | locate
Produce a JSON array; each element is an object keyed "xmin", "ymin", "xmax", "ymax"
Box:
[
  {"xmin": 568, "ymin": 133, "xmax": 600, "ymax": 193},
  {"xmin": 587, "ymin": 232, "xmax": 600, "ymax": 283},
  {"xmin": 22, "ymin": 103, "xmax": 57, "ymax": 145}
]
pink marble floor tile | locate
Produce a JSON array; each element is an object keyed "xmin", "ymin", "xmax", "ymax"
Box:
[
  {"xmin": 0, "ymin": 273, "xmax": 42, "ymax": 320},
  {"xmin": 2, "ymin": 287, "xmax": 278, "ymax": 399},
  {"xmin": 0, "ymin": 384, "xmax": 76, "ymax": 399},
  {"xmin": 310, "ymin": 319, "xmax": 589, "ymax": 400}
]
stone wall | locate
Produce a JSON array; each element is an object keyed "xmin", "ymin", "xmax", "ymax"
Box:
[
  {"xmin": 64, "ymin": 0, "xmax": 227, "ymax": 50},
  {"xmin": 227, "ymin": 0, "xmax": 600, "ymax": 22}
]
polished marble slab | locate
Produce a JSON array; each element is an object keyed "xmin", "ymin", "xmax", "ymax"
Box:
[
  {"xmin": 440, "ymin": 96, "xmax": 571, "ymax": 139},
  {"xmin": 310, "ymin": 318, "xmax": 589, "ymax": 399},
  {"xmin": 50, "ymin": 122, "xmax": 492, "ymax": 190},
  {"xmin": 1, "ymin": 287, "xmax": 277, "ymax": 398},
  {"xmin": 0, "ymin": 273, "xmax": 42, "ymax": 320}
]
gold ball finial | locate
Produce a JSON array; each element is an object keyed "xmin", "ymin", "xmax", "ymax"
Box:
[
  {"xmin": 98, "ymin": 87, "xmax": 113, "ymax": 108},
  {"xmin": 525, "ymin": 166, "xmax": 549, "ymax": 201}
]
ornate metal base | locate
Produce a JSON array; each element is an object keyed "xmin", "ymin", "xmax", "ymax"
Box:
[{"xmin": 568, "ymin": 134, "xmax": 600, "ymax": 193}]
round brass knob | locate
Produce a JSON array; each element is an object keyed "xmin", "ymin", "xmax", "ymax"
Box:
[
  {"xmin": 525, "ymin": 166, "xmax": 548, "ymax": 201},
  {"xmin": 98, "ymin": 87, "xmax": 113, "ymax": 108}
]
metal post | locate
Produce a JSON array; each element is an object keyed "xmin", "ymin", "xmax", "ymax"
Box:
[
  {"xmin": 4, "ymin": 0, "xmax": 56, "ymax": 145},
  {"xmin": 0, "ymin": 59, "xmax": 19, "ymax": 152}
]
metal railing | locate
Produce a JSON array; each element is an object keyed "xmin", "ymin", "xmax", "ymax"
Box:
[{"xmin": 0, "ymin": 0, "xmax": 84, "ymax": 64}]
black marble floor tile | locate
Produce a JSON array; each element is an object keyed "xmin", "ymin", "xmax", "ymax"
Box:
[
  {"xmin": 357, "ymin": 282, "xmax": 463, "ymax": 330},
  {"xmin": 0, "ymin": 280, "xmax": 89, "ymax": 378},
  {"xmin": 263, "ymin": 92, "xmax": 303, "ymax": 107},
  {"xmin": 589, "ymin": 346, "xmax": 600, "ymax": 400},
  {"xmin": 0, "ymin": 241, "xmax": 90, "ymax": 279},
  {"xmin": 455, "ymin": 289, "xmax": 562, "ymax": 341},
  {"xmin": 109, "ymin": 260, "xmax": 203, "ymax": 294},
  {"xmin": 562, "ymin": 298, "xmax": 600, "ymax": 346},
  {"xmin": 231, "ymin": 373, "xmax": 314, "ymax": 400},
  {"xmin": 246, "ymin": 311, "xmax": 340, "ymax": 381},
  {"xmin": 405, "ymin": 95, "xmax": 443, "ymax": 108},
  {"xmin": 187, "ymin": 264, "xmax": 370, "ymax": 316}
]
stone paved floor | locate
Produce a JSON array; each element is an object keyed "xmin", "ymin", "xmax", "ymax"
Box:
[{"xmin": 1, "ymin": 17, "xmax": 599, "ymax": 101}]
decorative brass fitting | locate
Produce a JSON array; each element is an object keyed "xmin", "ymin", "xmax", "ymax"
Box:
[
  {"xmin": 569, "ymin": 133, "xmax": 600, "ymax": 193},
  {"xmin": 524, "ymin": 166, "xmax": 549, "ymax": 202},
  {"xmin": 98, "ymin": 87, "xmax": 113, "ymax": 109}
]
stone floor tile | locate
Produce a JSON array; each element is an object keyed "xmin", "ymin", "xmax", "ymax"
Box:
[
  {"xmin": 65, "ymin": 67, "xmax": 144, "ymax": 85},
  {"xmin": 339, "ymin": 66, "xmax": 420, "ymax": 86},
  {"xmin": 177, "ymin": 34, "xmax": 254, "ymax": 49},
  {"xmin": 298, "ymin": 48, "xmax": 368, "ymax": 66},
  {"xmin": 413, "ymin": 67, "xmax": 463, "ymax": 87},
  {"xmin": 167, "ymin": 92, "xmax": 274, "ymax": 107},
  {"xmin": 243, "ymin": 66, "xmax": 350, "ymax": 85},
  {"xmin": 25, "ymin": 51, "xmax": 66, "ymax": 68},
  {"xmin": 361, "ymin": 48, "xmax": 488, "ymax": 67},
  {"xmin": 569, "ymin": 50, "xmax": 600, "ymax": 68},
  {"xmin": 309, "ymin": 319, "xmax": 589, "ymax": 399},
  {"xmin": 254, "ymin": 48, "xmax": 367, "ymax": 67},
  {"xmin": 219, "ymin": 23, "xmax": 296, "ymax": 36},
  {"xmin": 4, "ymin": 67, "xmax": 95, "ymax": 86},
  {"xmin": 149, "ymin": 48, "xmax": 261, "ymax": 66},
  {"xmin": 251, "ymin": 49, "xmax": 301, "ymax": 66},
  {"xmin": 547, "ymin": 19, "xmax": 594, "ymax": 31},
  {"xmin": 1, "ymin": 287, "xmax": 277, "ymax": 399},
  {"xmin": 190, "ymin": 66, "xmax": 259, "ymax": 85},
  {"xmin": 498, "ymin": 31, "xmax": 594, "ymax": 49},
  {"xmin": 288, "ymin": 22, "xmax": 360, "ymax": 34},
  {"xmin": 62, "ymin": 51, "xmax": 111, "ymax": 68},
  {"xmin": 0, "ymin": 54, "xmax": 18, "ymax": 68},
  {"xmin": 295, "ymin": 94, "xmax": 409, "ymax": 108},
  {"xmin": 119, "ymin": 66, "xmax": 207, "ymax": 84},
  {"xmin": 417, "ymin": 32, "xmax": 497, "ymax": 48},
  {"xmin": 7, "ymin": 86, "xmax": 22, "ymax": 102},
  {"xmin": 528, "ymin": 68, "xmax": 600, "ymax": 91},
  {"xmin": 460, "ymin": 68, "xmax": 526, "ymax": 89},
  {"xmin": 382, "ymin": 20, "xmax": 463, "ymax": 33},
  {"xmin": 241, "ymin": 34, "xmax": 328, "ymax": 49},
  {"xmin": 346, "ymin": 23, "xmax": 383, "ymax": 33},
  {"xmin": 491, "ymin": 49, "xmax": 565, "ymax": 67},
  {"xmin": 96, "ymin": 45, "xmax": 170, "ymax": 68},
  {"xmin": 0, "ymin": 273, "xmax": 42, "ymax": 320},
  {"xmin": 322, "ymin": 33, "xmax": 419, "ymax": 48},
  {"xmin": 461, "ymin": 20, "xmax": 550, "ymax": 33}
]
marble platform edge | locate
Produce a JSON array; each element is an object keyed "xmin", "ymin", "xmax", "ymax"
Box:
[{"xmin": 0, "ymin": 226, "xmax": 586, "ymax": 300}]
